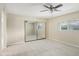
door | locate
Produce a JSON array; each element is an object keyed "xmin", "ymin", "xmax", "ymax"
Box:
[
  {"xmin": 25, "ymin": 22, "xmax": 36, "ymax": 42},
  {"xmin": 36, "ymin": 22, "xmax": 46, "ymax": 39}
]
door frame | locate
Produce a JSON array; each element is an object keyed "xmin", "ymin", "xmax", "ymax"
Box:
[{"xmin": 24, "ymin": 21, "xmax": 28, "ymax": 42}]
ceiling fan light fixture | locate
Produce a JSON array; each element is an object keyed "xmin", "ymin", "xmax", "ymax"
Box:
[{"xmin": 40, "ymin": 3, "xmax": 63, "ymax": 13}]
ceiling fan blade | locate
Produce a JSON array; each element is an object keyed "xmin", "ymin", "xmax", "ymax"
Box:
[
  {"xmin": 45, "ymin": 3, "xmax": 53, "ymax": 8},
  {"xmin": 40, "ymin": 10, "xmax": 48, "ymax": 12},
  {"xmin": 43, "ymin": 5, "xmax": 50, "ymax": 9},
  {"xmin": 54, "ymin": 4, "xmax": 63, "ymax": 8},
  {"xmin": 54, "ymin": 8, "xmax": 61, "ymax": 11}
]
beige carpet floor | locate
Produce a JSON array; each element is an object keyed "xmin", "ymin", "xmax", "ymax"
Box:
[{"xmin": 0, "ymin": 39, "xmax": 79, "ymax": 56}]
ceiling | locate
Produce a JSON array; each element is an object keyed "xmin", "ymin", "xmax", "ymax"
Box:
[{"xmin": 1, "ymin": 3, "xmax": 79, "ymax": 18}]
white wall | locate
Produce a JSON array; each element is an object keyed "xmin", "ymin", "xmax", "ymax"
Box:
[
  {"xmin": 7, "ymin": 14, "xmax": 24, "ymax": 45},
  {"xmin": 47, "ymin": 11, "xmax": 79, "ymax": 46}
]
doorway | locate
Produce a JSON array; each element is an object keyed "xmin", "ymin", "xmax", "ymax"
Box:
[{"xmin": 24, "ymin": 21, "xmax": 46, "ymax": 42}]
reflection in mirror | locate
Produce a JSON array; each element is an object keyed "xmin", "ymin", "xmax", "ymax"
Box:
[{"xmin": 24, "ymin": 21, "xmax": 46, "ymax": 42}]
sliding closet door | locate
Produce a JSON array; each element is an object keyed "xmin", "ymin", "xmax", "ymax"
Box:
[
  {"xmin": 25, "ymin": 22, "xmax": 36, "ymax": 42},
  {"xmin": 36, "ymin": 22, "xmax": 46, "ymax": 39},
  {"xmin": 25, "ymin": 22, "xmax": 46, "ymax": 42}
]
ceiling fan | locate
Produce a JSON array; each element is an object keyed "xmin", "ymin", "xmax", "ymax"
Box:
[{"xmin": 40, "ymin": 3, "xmax": 63, "ymax": 13}]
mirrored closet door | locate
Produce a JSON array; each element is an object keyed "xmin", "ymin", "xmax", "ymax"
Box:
[
  {"xmin": 36, "ymin": 22, "xmax": 46, "ymax": 39},
  {"xmin": 24, "ymin": 21, "xmax": 46, "ymax": 42},
  {"xmin": 24, "ymin": 21, "xmax": 37, "ymax": 42}
]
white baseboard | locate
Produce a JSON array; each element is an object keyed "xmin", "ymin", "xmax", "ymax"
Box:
[
  {"xmin": 7, "ymin": 41, "xmax": 25, "ymax": 47},
  {"xmin": 52, "ymin": 39, "xmax": 79, "ymax": 48}
]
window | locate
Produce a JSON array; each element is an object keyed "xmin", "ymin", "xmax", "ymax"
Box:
[
  {"xmin": 61, "ymin": 24, "xmax": 68, "ymax": 30},
  {"xmin": 60, "ymin": 20, "xmax": 79, "ymax": 31},
  {"xmin": 69, "ymin": 21, "xmax": 79, "ymax": 30},
  {"xmin": 60, "ymin": 22, "xmax": 69, "ymax": 31}
]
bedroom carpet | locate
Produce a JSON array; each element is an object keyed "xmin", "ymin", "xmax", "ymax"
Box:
[{"xmin": 0, "ymin": 39, "xmax": 79, "ymax": 56}]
